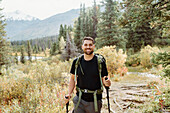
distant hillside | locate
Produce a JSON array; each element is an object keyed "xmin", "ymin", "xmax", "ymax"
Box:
[
  {"xmin": 5, "ymin": 9, "xmax": 80, "ymax": 41},
  {"xmin": 5, "ymin": 20, "xmax": 40, "ymax": 38},
  {"xmin": 4, "ymin": 10, "xmax": 39, "ymax": 21}
]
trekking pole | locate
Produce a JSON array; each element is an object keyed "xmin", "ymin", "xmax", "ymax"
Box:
[
  {"xmin": 65, "ymin": 96, "xmax": 69, "ymax": 113},
  {"xmin": 105, "ymin": 77, "xmax": 110, "ymax": 113}
]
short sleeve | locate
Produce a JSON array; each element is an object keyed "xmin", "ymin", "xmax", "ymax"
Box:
[{"xmin": 101, "ymin": 59, "xmax": 108, "ymax": 77}]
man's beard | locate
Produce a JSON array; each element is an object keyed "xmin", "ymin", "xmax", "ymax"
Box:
[{"xmin": 84, "ymin": 49, "xmax": 94, "ymax": 55}]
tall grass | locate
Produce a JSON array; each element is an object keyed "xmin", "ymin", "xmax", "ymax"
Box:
[{"xmin": 0, "ymin": 57, "xmax": 72, "ymax": 113}]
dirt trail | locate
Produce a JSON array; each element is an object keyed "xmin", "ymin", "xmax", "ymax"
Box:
[
  {"xmin": 65, "ymin": 73, "xmax": 162, "ymax": 113},
  {"xmin": 101, "ymin": 81, "xmax": 152, "ymax": 113}
]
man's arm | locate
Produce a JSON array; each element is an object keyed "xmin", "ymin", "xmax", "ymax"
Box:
[
  {"xmin": 65, "ymin": 74, "xmax": 75, "ymax": 103},
  {"xmin": 68, "ymin": 74, "xmax": 75, "ymax": 96}
]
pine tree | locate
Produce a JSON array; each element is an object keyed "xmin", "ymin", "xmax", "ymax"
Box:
[
  {"xmin": 59, "ymin": 24, "xmax": 64, "ymax": 39},
  {"xmin": 34, "ymin": 45, "xmax": 38, "ymax": 54},
  {"xmin": 84, "ymin": 15, "xmax": 89, "ymax": 37},
  {"xmin": 92, "ymin": 0, "xmax": 99, "ymax": 39},
  {"xmin": 120, "ymin": 0, "xmax": 161, "ymax": 52},
  {"xmin": 89, "ymin": 10, "xmax": 94, "ymax": 38},
  {"xmin": 80, "ymin": 4, "xmax": 86, "ymax": 37},
  {"xmin": 0, "ymin": 6, "xmax": 11, "ymax": 75},
  {"xmin": 15, "ymin": 53, "xmax": 18, "ymax": 64},
  {"xmin": 50, "ymin": 42, "xmax": 57, "ymax": 56},
  {"xmin": 27, "ymin": 40, "xmax": 32, "ymax": 62},
  {"xmin": 150, "ymin": 0, "xmax": 169, "ymax": 46},
  {"xmin": 68, "ymin": 25, "xmax": 73, "ymax": 32},
  {"xmin": 63, "ymin": 25, "xmax": 67, "ymax": 41},
  {"xmin": 57, "ymin": 24, "xmax": 67, "ymax": 53},
  {"xmin": 96, "ymin": 0, "xmax": 125, "ymax": 49},
  {"xmin": 20, "ymin": 46, "xmax": 25, "ymax": 64},
  {"xmin": 74, "ymin": 17, "xmax": 83, "ymax": 52},
  {"xmin": 74, "ymin": 4, "xmax": 94, "ymax": 52}
]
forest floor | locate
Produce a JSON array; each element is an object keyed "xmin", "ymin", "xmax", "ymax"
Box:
[{"xmin": 101, "ymin": 74, "xmax": 164, "ymax": 113}]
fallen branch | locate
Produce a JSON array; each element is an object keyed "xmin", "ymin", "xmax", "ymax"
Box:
[
  {"xmin": 153, "ymin": 84, "xmax": 161, "ymax": 92},
  {"xmin": 123, "ymin": 102, "xmax": 134, "ymax": 109},
  {"xmin": 113, "ymin": 97, "xmax": 123, "ymax": 111},
  {"xmin": 110, "ymin": 108, "xmax": 116, "ymax": 113},
  {"xmin": 126, "ymin": 92, "xmax": 149, "ymax": 97},
  {"xmin": 121, "ymin": 98, "xmax": 145, "ymax": 103}
]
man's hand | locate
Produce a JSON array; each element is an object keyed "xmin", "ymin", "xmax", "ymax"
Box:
[
  {"xmin": 65, "ymin": 94, "xmax": 71, "ymax": 104},
  {"xmin": 103, "ymin": 76, "xmax": 111, "ymax": 87}
]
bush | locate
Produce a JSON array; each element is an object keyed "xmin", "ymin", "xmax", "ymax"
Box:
[
  {"xmin": 126, "ymin": 54, "xmax": 140, "ymax": 66},
  {"xmin": 0, "ymin": 73, "xmax": 31, "ymax": 104},
  {"xmin": 142, "ymin": 83, "xmax": 170, "ymax": 112},
  {"xmin": 140, "ymin": 45, "xmax": 160, "ymax": 68},
  {"xmin": 151, "ymin": 52, "xmax": 170, "ymax": 79},
  {"xmin": 96, "ymin": 46, "xmax": 127, "ymax": 77},
  {"xmin": 0, "ymin": 59, "xmax": 72, "ymax": 112}
]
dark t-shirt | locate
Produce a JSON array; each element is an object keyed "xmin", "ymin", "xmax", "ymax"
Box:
[{"xmin": 70, "ymin": 54, "xmax": 108, "ymax": 102}]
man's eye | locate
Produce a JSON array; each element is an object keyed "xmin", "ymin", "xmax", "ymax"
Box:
[{"xmin": 84, "ymin": 44, "xmax": 93, "ymax": 46}]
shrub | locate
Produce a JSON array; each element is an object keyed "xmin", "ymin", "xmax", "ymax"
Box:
[
  {"xmin": 140, "ymin": 45, "xmax": 160, "ymax": 68},
  {"xmin": 0, "ymin": 69, "xmax": 33, "ymax": 104},
  {"xmin": 151, "ymin": 52, "xmax": 170, "ymax": 79},
  {"xmin": 126, "ymin": 53, "xmax": 140, "ymax": 66},
  {"xmin": 49, "ymin": 59, "xmax": 72, "ymax": 83},
  {"xmin": 0, "ymin": 58, "xmax": 73, "ymax": 113},
  {"xmin": 142, "ymin": 83, "xmax": 170, "ymax": 112},
  {"xmin": 46, "ymin": 55, "xmax": 60, "ymax": 65},
  {"xmin": 96, "ymin": 45, "xmax": 127, "ymax": 77}
]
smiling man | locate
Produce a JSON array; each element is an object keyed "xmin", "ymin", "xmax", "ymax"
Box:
[{"xmin": 65, "ymin": 37, "xmax": 111, "ymax": 113}]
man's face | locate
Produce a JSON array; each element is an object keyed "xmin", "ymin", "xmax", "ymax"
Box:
[{"xmin": 82, "ymin": 40, "xmax": 95, "ymax": 55}]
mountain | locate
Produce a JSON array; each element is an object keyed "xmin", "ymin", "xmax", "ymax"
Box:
[
  {"xmin": 5, "ymin": 9, "xmax": 80, "ymax": 41},
  {"xmin": 4, "ymin": 10, "xmax": 39, "ymax": 21}
]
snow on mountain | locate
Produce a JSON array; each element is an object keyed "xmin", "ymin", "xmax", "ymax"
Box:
[
  {"xmin": 4, "ymin": 9, "xmax": 79, "ymax": 41},
  {"xmin": 3, "ymin": 10, "xmax": 39, "ymax": 21}
]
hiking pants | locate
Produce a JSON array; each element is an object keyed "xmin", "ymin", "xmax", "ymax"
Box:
[{"xmin": 72, "ymin": 95, "xmax": 102, "ymax": 113}]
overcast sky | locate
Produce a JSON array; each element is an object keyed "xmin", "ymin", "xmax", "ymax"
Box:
[{"xmin": 1, "ymin": 0, "xmax": 103, "ymax": 20}]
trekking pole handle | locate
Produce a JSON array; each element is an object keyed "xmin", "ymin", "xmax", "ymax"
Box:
[
  {"xmin": 65, "ymin": 96, "xmax": 69, "ymax": 99},
  {"xmin": 105, "ymin": 77, "xmax": 108, "ymax": 80},
  {"xmin": 105, "ymin": 77, "xmax": 109, "ymax": 89},
  {"xmin": 65, "ymin": 96, "xmax": 70, "ymax": 104}
]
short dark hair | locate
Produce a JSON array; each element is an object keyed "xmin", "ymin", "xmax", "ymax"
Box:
[{"xmin": 82, "ymin": 37, "xmax": 95, "ymax": 44}]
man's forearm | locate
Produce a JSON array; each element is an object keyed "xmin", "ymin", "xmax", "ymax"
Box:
[{"xmin": 68, "ymin": 74, "xmax": 75, "ymax": 95}]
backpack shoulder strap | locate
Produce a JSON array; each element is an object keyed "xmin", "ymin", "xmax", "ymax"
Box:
[
  {"xmin": 95, "ymin": 53, "xmax": 106, "ymax": 63},
  {"xmin": 95, "ymin": 53, "xmax": 105, "ymax": 90},
  {"xmin": 74, "ymin": 54, "xmax": 83, "ymax": 82}
]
